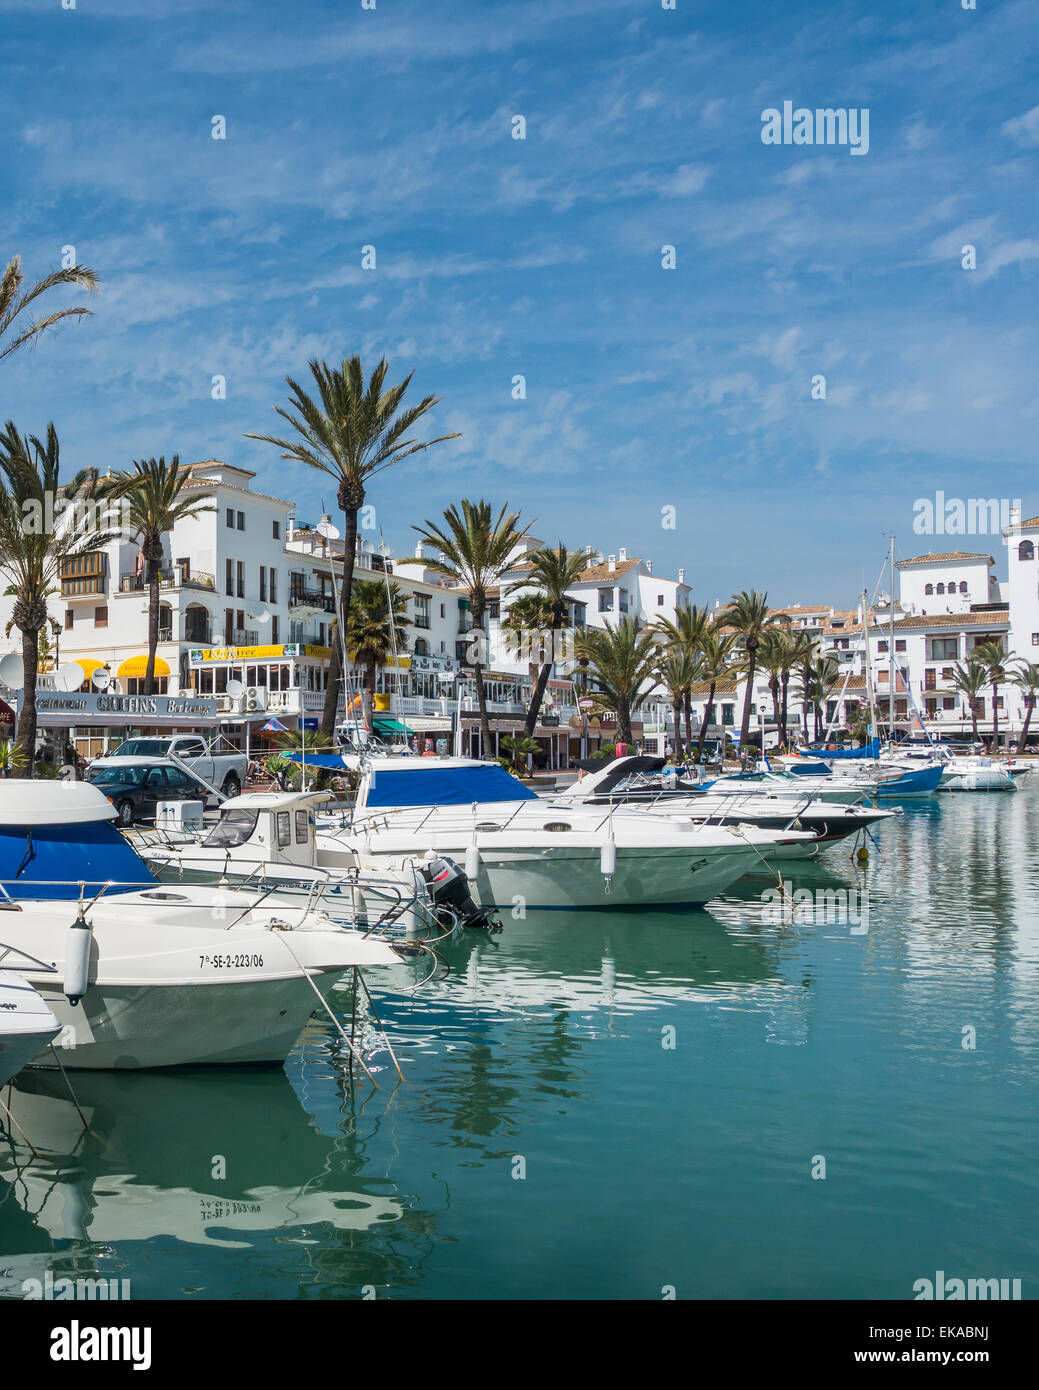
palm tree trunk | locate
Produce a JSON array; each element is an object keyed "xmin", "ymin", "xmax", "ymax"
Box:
[
  {"xmin": 991, "ymin": 681, "xmax": 999, "ymax": 753},
  {"xmin": 1020, "ymin": 700, "xmax": 1035, "ymax": 751},
  {"xmin": 469, "ymin": 594, "xmax": 492, "ymax": 757},
  {"xmin": 684, "ymin": 690, "xmax": 694, "ymax": 754},
  {"xmin": 769, "ymin": 676, "xmax": 780, "ymax": 745},
  {"xmin": 144, "ymin": 547, "xmax": 161, "ymax": 695},
  {"xmin": 321, "ymin": 504, "xmax": 360, "ymax": 737},
  {"xmin": 780, "ymin": 674, "xmax": 790, "ymax": 746},
  {"xmin": 617, "ymin": 696, "xmax": 633, "ymax": 746},
  {"xmin": 524, "ymin": 660, "xmax": 553, "ymax": 737},
  {"xmin": 365, "ymin": 654, "xmax": 377, "ymax": 729},
  {"xmin": 970, "ymin": 704, "xmax": 979, "ymax": 744},
  {"xmin": 738, "ymin": 651, "xmax": 756, "ymax": 765},
  {"xmin": 672, "ymin": 698, "xmax": 683, "ymax": 758},
  {"xmin": 696, "ymin": 683, "xmax": 716, "ymax": 762},
  {"xmin": 14, "ymin": 625, "xmax": 39, "ymax": 776}
]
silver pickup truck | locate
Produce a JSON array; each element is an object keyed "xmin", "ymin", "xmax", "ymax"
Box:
[{"xmin": 89, "ymin": 735, "xmax": 248, "ymax": 797}]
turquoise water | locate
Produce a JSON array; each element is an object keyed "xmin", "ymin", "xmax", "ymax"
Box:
[{"xmin": 3, "ymin": 783, "xmax": 1038, "ymax": 1300}]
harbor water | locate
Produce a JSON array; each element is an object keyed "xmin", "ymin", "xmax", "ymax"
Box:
[{"xmin": 2, "ymin": 782, "xmax": 1037, "ymax": 1300}]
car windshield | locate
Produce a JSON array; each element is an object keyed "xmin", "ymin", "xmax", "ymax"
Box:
[
  {"xmin": 91, "ymin": 766, "xmax": 149, "ymax": 787},
  {"xmin": 204, "ymin": 809, "xmax": 259, "ymax": 847},
  {"xmin": 113, "ymin": 740, "xmax": 168, "ymax": 758}
]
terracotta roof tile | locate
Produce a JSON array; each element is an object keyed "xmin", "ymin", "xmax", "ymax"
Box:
[{"xmin": 895, "ymin": 552, "xmax": 993, "ymax": 567}]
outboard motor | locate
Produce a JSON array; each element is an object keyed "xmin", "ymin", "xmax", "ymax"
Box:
[{"xmin": 420, "ymin": 854, "xmax": 501, "ymax": 932}]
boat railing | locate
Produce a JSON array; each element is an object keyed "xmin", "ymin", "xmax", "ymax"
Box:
[{"xmin": 0, "ymin": 939, "xmax": 60, "ymax": 973}]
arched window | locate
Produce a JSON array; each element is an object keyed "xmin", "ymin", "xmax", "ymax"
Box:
[
  {"xmin": 1019, "ymin": 540, "xmax": 1035, "ymax": 561},
  {"xmin": 936, "ymin": 583, "xmax": 945, "ymax": 595},
  {"xmin": 413, "ymin": 638, "xmax": 429, "ymax": 656},
  {"xmin": 959, "ymin": 581, "xmax": 968, "ymax": 593},
  {"xmin": 924, "ymin": 583, "xmax": 934, "ymax": 595}
]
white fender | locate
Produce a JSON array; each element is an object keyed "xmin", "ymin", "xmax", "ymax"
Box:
[
  {"xmin": 465, "ymin": 843, "xmax": 481, "ymax": 882},
  {"xmin": 600, "ymin": 839, "xmax": 616, "ymax": 877},
  {"xmin": 64, "ymin": 915, "xmax": 93, "ymax": 1005}
]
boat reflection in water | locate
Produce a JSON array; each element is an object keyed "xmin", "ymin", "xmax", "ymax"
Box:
[{"xmin": 0, "ymin": 1066, "xmax": 413, "ymax": 1297}]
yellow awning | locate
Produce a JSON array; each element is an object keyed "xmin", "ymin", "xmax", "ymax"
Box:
[
  {"xmin": 72, "ymin": 658, "xmax": 106, "ymax": 683},
  {"xmin": 117, "ymin": 654, "xmax": 171, "ymax": 679}
]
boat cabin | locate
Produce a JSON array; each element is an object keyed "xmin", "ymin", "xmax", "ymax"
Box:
[{"xmin": 202, "ymin": 791, "xmax": 330, "ymax": 868}]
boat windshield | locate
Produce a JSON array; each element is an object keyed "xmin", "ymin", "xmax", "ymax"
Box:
[
  {"xmin": 203, "ymin": 809, "xmax": 260, "ymax": 847},
  {"xmin": 365, "ymin": 765, "xmax": 539, "ymax": 808}
]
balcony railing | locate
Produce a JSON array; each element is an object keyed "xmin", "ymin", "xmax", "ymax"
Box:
[
  {"xmin": 288, "ymin": 585, "xmax": 336, "ymax": 613},
  {"xmin": 413, "ymin": 616, "xmax": 432, "ymax": 629},
  {"xmin": 231, "ymin": 628, "xmax": 258, "ymax": 646},
  {"xmin": 185, "ymin": 627, "xmax": 212, "ymax": 644},
  {"xmin": 120, "ymin": 570, "xmax": 216, "ymax": 593}
]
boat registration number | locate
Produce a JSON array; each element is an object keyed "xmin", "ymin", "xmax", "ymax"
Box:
[{"xmin": 198, "ymin": 954, "xmax": 264, "ymax": 969}]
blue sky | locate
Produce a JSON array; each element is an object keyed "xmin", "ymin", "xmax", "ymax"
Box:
[{"xmin": 3, "ymin": 0, "xmax": 1038, "ymax": 606}]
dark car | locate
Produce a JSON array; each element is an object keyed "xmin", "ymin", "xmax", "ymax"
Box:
[{"xmin": 88, "ymin": 763, "xmax": 207, "ymax": 827}]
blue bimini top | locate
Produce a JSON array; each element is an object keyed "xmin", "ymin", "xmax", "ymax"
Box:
[{"xmin": 0, "ymin": 820, "xmax": 155, "ymax": 899}]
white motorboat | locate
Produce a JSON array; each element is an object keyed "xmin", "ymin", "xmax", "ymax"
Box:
[
  {"xmin": 701, "ymin": 768, "xmax": 868, "ymax": 806},
  {"xmin": 554, "ymin": 756, "xmax": 895, "ymax": 859},
  {"xmin": 937, "ymin": 756, "xmax": 1015, "ymax": 792},
  {"xmin": 135, "ymin": 790, "xmax": 493, "ymax": 933},
  {"xmin": 317, "ymin": 756, "xmax": 817, "ymax": 909},
  {"xmin": 0, "ymin": 969, "xmax": 60, "ymax": 1086},
  {"xmin": 0, "ymin": 782, "xmax": 409, "ymax": 1069}
]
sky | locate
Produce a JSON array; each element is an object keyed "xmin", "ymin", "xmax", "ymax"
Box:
[{"xmin": 3, "ymin": 0, "xmax": 1038, "ymax": 608}]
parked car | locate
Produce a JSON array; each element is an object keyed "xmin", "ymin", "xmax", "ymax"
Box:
[
  {"xmin": 88, "ymin": 762, "xmax": 209, "ymax": 827},
  {"xmin": 89, "ymin": 735, "xmax": 247, "ymax": 797}
]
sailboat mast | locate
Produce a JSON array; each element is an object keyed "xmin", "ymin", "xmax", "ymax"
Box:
[{"xmin": 889, "ymin": 535, "xmax": 896, "ymax": 743}]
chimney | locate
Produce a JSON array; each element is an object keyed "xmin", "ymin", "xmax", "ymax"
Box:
[
  {"xmin": 618, "ymin": 547, "xmax": 627, "ymax": 562},
  {"xmin": 1010, "ymin": 503, "xmax": 1022, "ymax": 528},
  {"xmin": 678, "ymin": 568, "xmax": 685, "ymax": 584},
  {"xmin": 415, "ymin": 541, "xmax": 425, "ymax": 559},
  {"xmin": 645, "ymin": 559, "xmax": 652, "ymax": 575},
  {"xmin": 286, "ymin": 511, "xmax": 295, "ymax": 542},
  {"xmin": 607, "ymin": 553, "xmax": 617, "ymax": 573}
]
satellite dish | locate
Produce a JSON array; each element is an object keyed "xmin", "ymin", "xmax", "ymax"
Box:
[
  {"xmin": 55, "ymin": 663, "xmax": 86, "ymax": 692},
  {"xmin": 92, "ymin": 668, "xmax": 110, "ymax": 690},
  {"xmin": 226, "ymin": 678, "xmax": 244, "ymax": 700},
  {"xmin": 248, "ymin": 606, "xmax": 271, "ymax": 626},
  {"xmin": 317, "ymin": 518, "xmax": 340, "ymax": 540},
  {"xmin": 0, "ymin": 653, "xmax": 24, "ymax": 690}
]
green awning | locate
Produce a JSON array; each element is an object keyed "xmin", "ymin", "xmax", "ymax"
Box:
[{"xmin": 373, "ymin": 717, "xmax": 413, "ymax": 737}]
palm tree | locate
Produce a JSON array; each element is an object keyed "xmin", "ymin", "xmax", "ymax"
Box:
[
  {"xmin": 948, "ymin": 660, "xmax": 987, "ymax": 745},
  {"xmin": 0, "ymin": 255, "xmax": 99, "ymax": 364},
  {"xmin": 246, "ymin": 356, "xmax": 459, "ymax": 736},
  {"xmin": 776, "ymin": 628, "xmax": 809, "ymax": 746},
  {"xmin": 414, "ymin": 500, "xmax": 527, "ymax": 756},
  {"xmin": 502, "ymin": 592, "xmax": 554, "ymax": 726},
  {"xmin": 654, "ymin": 604, "xmax": 709, "ymax": 751},
  {"xmin": 694, "ymin": 628, "xmax": 738, "ymax": 762},
  {"xmin": 509, "ymin": 543, "xmax": 590, "ymax": 736},
  {"xmin": 0, "ymin": 423, "xmax": 114, "ymax": 773},
  {"xmin": 1010, "ymin": 661, "xmax": 1039, "ymax": 751},
  {"xmin": 653, "ymin": 649, "xmax": 700, "ymax": 759},
  {"xmin": 574, "ymin": 618, "xmax": 659, "ymax": 746},
  {"xmin": 806, "ymin": 656, "xmax": 840, "ymax": 742},
  {"xmin": 117, "ymin": 457, "xmax": 214, "ymax": 694},
  {"xmin": 500, "ymin": 733, "xmax": 540, "ymax": 774},
  {"xmin": 343, "ymin": 578, "xmax": 410, "ymax": 728},
  {"xmin": 757, "ymin": 627, "xmax": 788, "ymax": 743},
  {"xmin": 972, "ymin": 640, "xmax": 1018, "ymax": 753},
  {"xmin": 718, "ymin": 590, "xmax": 772, "ymax": 763}
]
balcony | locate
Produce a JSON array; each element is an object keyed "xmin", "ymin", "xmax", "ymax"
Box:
[
  {"xmin": 288, "ymin": 583, "xmax": 336, "ymax": 614},
  {"xmin": 120, "ymin": 569, "xmax": 215, "ymax": 594},
  {"xmin": 59, "ymin": 555, "xmax": 107, "ymax": 598},
  {"xmin": 184, "ymin": 625, "xmax": 212, "ymax": 645},
  {"xmin": 413, "ymin": 615, "xmax": 432, "ymax": 630},
  {"xmin": 231, "ymin": 628, "xmax": 258, "ymax": 646}
]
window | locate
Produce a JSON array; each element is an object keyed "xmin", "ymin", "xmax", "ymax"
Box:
[
  {"xmin": 272, "ymin": 615, "xmax": 279, "ymax": 642},
  {"xmin": 226, "ymin": 558, "xmax": 234, "ymax": 595},
  {"xmin": 65, "ymin": 608, "xmax": 74, "ymax": 628},
  {"xmin": 925, "ymin": 583, "xmax": 934, "ymax": 595},
  {"xmin": 237, "ymin": 561, "xmax": 245, "ymax": 598},
  {"xmin": 178, "ymin": 740, "xmax": 206, "ymax": 758},
  {"xmin": 895, "ymin": 639, "xmax": 906, "ymax": 652},
  {"xmin": 276, "ymin": 811, "xmax": 291, "ymax": 848},
  {"xmin": 657, "ymin": 594, "xmax": 664, "ymax": 606},
  {"xmin": 204, "ymin": 809, "xmax": 259, "ymax": 846},
  {"xmin": 94, "ymin": 606, "xmax": 108, "ymax": 627},
  {"xmin": 598, "ymin": 589, "xmax": 613, "ymax": 613},
  {"xmin": 721, "ymin": 704, "xmax": 734, "ymax": 726},
  {"xmin": 237, "ymin": 511, "xmax": 245, "ymax": 531},
  {"xmin": 269, "ymin": 570, "xmax": 277, "ymax": 603},
  {"xmin": 930, "ymin": 637, "xmax": 959, "ymax": 661},
  {"xmin": 273, "ymin": 520, "xmax": 280, "ymax": 540},
  {"xmin": 295, "ymin": 810, "xmax": 309, "ymax": 843},
  {"xmin": 1032, "ymin": 634, "xmax": 1039, "ymax": 647},
  {"xmin": 943, "ymin": 697, "xmax": 955, "ymax": 710},
  {"xmin": 959, "ymin": 581, "xmax": 968, "ymax": 593},
  {"xmin": 936, "ymin": 583, "xmax": 945, "ymax": 595},
  {"xmin": 878, "ymin": 640, "xmax": 888, "ymax": 653},
  {"xmin": 226, "ymin": 507, "xmax": 234, "ymax": 528},
  {"xmin": 440, "ymin": 604, "xmax": 445, "ymax": 619},
  {"xmin": 1019, "ymin": 540, "xmax": 1034, "ymax": 561},
  {"xmin": 259, "ymin": 567, "xmax": 266, "ymax": 602}
]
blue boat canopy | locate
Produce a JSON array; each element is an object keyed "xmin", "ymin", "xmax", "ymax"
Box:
[
  {"xmin": 365, "ymin": 765, "xmax": 538, "ymax": 808},
  {"xmin": 0, "ymin": 820, "xmax": 155, "ymax": 900},
  {"xmin": 799, "ymin": 738, "xmax": 882, "ymax": 760},
  {"xmin": 285, "ymin": 752, "xmax": 348, "ymax": 770}
]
